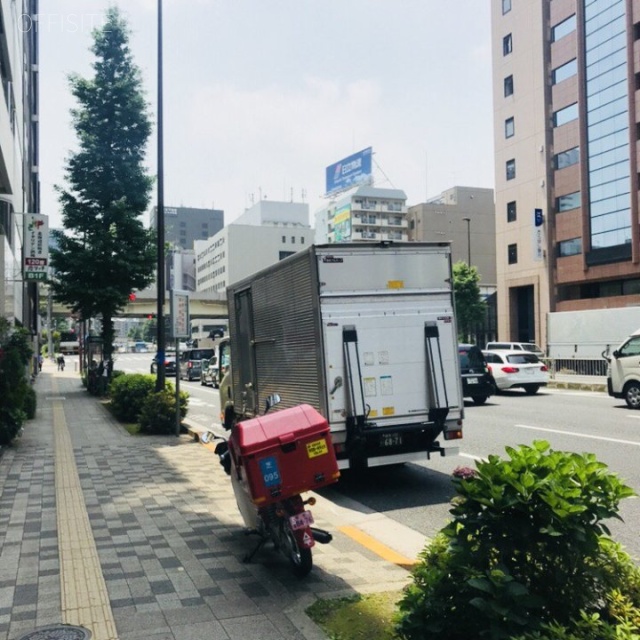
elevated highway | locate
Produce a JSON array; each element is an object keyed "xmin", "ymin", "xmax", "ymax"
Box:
[{"xmin": 51, "ymin": 289, "xmax": 228, "ymax": 319}]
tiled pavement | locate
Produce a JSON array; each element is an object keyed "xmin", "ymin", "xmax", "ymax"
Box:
[{"xmin": 0, "ymin": 363, "xmax": 412, "ymax": 640}]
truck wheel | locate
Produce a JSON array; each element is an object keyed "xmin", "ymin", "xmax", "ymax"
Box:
[
  {"xmin": 524, "ymin": 384, "xmax": 540, "ymax": 395},
  {"xmin": 624, "ymin": 382, "xmax": 640, "ymax": 409},
  {"xmin": 472, "ymin": 396, "xmax": 488, "ymax": 405}
]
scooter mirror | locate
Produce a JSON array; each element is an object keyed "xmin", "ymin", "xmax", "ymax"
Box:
[{"xmin": 265, "ymin": 393, "xmax": 281, "ymax": 413}]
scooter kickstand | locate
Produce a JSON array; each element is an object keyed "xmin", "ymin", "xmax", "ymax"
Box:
[{"xmin": 243, "ymin": 537, "xmax": 266, "ymax": 563}]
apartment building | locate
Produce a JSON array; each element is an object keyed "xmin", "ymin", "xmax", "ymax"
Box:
[
  {"xmin": 492, "ymin": 0, "xmax": 640, "ymax": 348},
  {"xmin": 150, "ymin": 205, "xmax": 224, "ymax": 251},
  {"xmin": 315, "ymin": 185, "xmax": 408, "ymax": 244},
  {"xmin": 0, "ymin": 1, "xmax": 39, "ymax": 327}
]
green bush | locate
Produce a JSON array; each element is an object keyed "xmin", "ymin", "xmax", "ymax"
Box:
[
  {"xmin": 396, "ymin": 441, "xmax": 639, "ymax": 640},
  {"xmin": 0, "ymin": 319, "xmax": 33, "ymax": 445},
  {"xmin": 109, "ymin": 373, "xmax": 156, "ymax": 422},
  {"xmin": 23, "ymin": 386, "xmax": 37, "ymax": 419},
  {"xmin": 138, "ymin": 385, "xmax": 188, "ymax": 435}
]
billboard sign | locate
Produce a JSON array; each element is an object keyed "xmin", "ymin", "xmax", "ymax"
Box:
[
  {"xmin": 23, "ymin": 213, "xmax": 49, "ymax": 281},
  {"xmin": 326, "ymin": 147, "xmax": 373, "ymax": 195},
  {"xmin": 332, "ymin": 204, "xmax": 352, "ymax": 242}
]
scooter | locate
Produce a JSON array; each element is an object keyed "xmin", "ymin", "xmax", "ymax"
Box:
[{"xmin": 202, "ymin": 394, "xmax": 338, "ymax": 577}]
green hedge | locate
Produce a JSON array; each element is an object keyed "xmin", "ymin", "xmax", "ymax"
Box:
[
  {"xmin": 138, "ymin": 386, "xmax": 189, "ymax": 435},
  {"xmin": 109, "ymin": 373, "xmax": 157, "ymax": 422}
]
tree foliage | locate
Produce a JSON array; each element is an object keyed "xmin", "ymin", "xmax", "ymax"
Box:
[
  {"xmin": 453, "ymin": 261, "xmax": 485, "ymax": 341},
  {"xmin": 50, "ymin": 7, "xmax": 156, "ymax": 363}
]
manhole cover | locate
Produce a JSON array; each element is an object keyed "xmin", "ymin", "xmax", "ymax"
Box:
[{"xmin": 18, "ymin": 625, "xmax": 91, "ymax": 640}]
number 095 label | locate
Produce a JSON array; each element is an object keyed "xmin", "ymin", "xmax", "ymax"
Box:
[{"xmin": 306, "ymin": 438, "xmax": 328, "ymax": 459}]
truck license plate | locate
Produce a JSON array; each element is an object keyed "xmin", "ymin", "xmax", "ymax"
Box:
[
  {"xmin": 380, "ymin": 433, "xmax": 403, "ymax": 448},
  {"xmin": 290, "ymin": 511, "xmax": 314, "ymax": 531},
  {"xmin": 467, "ymin": 377, "xmax": 478, "ymax": 384}
]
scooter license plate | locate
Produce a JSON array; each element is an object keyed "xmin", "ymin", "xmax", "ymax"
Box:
[{"xmin": 289, "ymin": 510, "xmax": 314, "ymax": 531}]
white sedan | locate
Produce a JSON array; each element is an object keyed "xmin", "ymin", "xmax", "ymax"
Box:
[{"xmin": 482, "ymin": 349, "xmax": 549, "ymax": 395}]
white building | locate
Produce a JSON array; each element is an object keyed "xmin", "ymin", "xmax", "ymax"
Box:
[
  {"xmin": 0, "ymin": 1, "xmax": 39, "ymax": 325},
  {"xmin": 314, "ymin": 186, "xmax": 408, "ymax": 244},
  {"xmin": 195, "ymin": 200, "xmax": 313, "ymax": 293}
]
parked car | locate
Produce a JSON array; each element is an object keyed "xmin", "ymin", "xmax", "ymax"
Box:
[
  {"xmin": 485, "ymin": 341, "xmax": 545, "ymax": 358},
  {"xmin": 458, "ymin": 344, "xmax": 494, "ymax": 405},
  {"xmin": 200, "ymin": 356, "xmax": 219, "ymax": 388},
  {"xmin": 179, "ymin": 348, "xmax": 215, "ymax": 381},
  {"xmin": 150, "ymin": 353, "xmax": 177, "ymax": 376},
  {"xmin": 482, "ymin": 350, "xmax": 549, "ymax": 394}
]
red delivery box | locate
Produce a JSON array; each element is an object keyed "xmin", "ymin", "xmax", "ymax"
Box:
[{"xmin": 231, "ymin": 404, "xmax": 340, "ymax": 506}]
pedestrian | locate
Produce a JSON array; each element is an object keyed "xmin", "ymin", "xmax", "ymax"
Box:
[
  {"xmin": 38, "ymin": 354, "xmax": 43, "ymax": 371},
  {"xmin": 57, "ymin": 354, "xmax": 65, "ymax": 371}
]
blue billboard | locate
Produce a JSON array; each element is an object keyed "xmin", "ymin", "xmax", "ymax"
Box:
[{"xmin": 326, "ymin": 147, "xmax": 373, "ymax": 195}]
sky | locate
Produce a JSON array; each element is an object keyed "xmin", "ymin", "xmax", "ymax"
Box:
[{"xmin": 38, "ymin": 1, "xmax": 495, "ymax": 229}]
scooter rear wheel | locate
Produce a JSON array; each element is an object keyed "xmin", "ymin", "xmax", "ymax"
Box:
[{"xmin": 282, "ymin": 526, "xmax": 312, "ymax": 578}]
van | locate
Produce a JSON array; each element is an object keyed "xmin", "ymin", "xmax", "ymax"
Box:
[
  {"xmin": 485, "ymin": 341, "xmax": 545, "ymax": 358},
  {"xmin": 606, "ymin": 328, "xmax": 640, "ymax": 409},
  {"xmin": 179, "ymin": 348, "xmax": 215, "ymax": 381}
]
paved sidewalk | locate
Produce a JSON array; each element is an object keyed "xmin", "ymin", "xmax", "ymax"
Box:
[{"xmin": 0, "ymin": 363, "xmax": 413, "ymax": 640}]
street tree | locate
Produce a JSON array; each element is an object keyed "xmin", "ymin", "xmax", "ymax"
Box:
[
  {"xmin": 50, "ymin": 7, "xmax": 156, "ymax": 366},
  {"xmin": 453, "ymin": 261, "xmax": 486, "ymax": 342}
]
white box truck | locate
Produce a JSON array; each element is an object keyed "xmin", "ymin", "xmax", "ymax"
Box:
[{"xmin": 221, "ymin": 242, "xmax": 464, "ymax": 470}]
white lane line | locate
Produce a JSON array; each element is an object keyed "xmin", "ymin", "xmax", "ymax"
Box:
[
  {"xmin": 627, "ymin": 415, "xmax": 640, "ymax": 420},
  {"xmin": 515, "ymin": 423, "xmax": 640, "ymax": 447}
]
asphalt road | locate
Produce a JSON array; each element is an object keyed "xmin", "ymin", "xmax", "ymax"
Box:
[{"xmin": 115, "ymin": 354, "xmax": 640, "ymax": 560}]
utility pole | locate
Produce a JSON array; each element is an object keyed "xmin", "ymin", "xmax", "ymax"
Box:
[{"xmin": 463, "ymin": 217, "xmax": 471, "ymax": 266}]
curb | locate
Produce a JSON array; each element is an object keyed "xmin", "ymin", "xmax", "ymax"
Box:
[{"xmin": 547, "ymin": 380, "xmax": 606, "ymax": 393}]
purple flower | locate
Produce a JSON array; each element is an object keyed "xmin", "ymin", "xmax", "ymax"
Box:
[{"xmin": 452, "ymin": 466, "xmax": 476, "ymax": 480}]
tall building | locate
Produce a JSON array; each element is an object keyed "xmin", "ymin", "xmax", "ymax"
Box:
[
  {"xmin": 491, "ymin": 0, "xmax": 640, "ymax": 348},
  {"xmin": 150, "ymin": 205, "xmax": 224, "ymax": 250},
  {"xmin": 0, "ymin": 2, "xmax": 39, "ymax": 327},
  {"xmin": 314, "ymin": 186, "xmax": 408, "ymax": 244}
]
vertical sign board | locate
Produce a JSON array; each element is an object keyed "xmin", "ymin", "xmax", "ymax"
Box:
[
  {"xmin": 170, "ymin": 290, "xmax": 190, "ymax": 339},
  {"xmin": 532, "ymin": 208, "xmax": 544, "ymax": 262},
  {"xmin": 23, "ymin": 214, "xmax": 49, "ymax": 281}
]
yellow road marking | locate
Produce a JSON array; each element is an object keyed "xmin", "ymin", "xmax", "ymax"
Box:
[{"xmin": 338, "ymin": 525, "xmax": 417, "ymax": 570}]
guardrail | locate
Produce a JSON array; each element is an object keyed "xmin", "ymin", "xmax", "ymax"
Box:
[{"xmin": 542, "ymin": 358, "xmax": 608, "ymax": 378}]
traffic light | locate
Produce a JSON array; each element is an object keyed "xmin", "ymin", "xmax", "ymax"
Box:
[{"xmin": 129, "ymin": 292, "xmax": 137, "ymax": 301}]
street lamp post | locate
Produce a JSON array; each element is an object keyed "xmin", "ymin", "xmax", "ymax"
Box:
[
  {"xmin": 463, "ymin": 217, "xmax": 471, "ymax": 266},
  {"xmin": 155, "ymin": 0, "xmax": 166, "ymax": 391}
]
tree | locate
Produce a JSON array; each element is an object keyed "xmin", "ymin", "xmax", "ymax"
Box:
[
  {"xmin": 50, "ymin": 7, "xmax": 156, "ymax": 366},
  {"xmin": 453, "ymin": 261, "xmax": 485, "ymax": 342}
]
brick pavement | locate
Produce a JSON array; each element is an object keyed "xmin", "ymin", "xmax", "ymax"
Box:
[{"xmin": 0, "ymin": 363, "xmax": 413, "ymax": 640}]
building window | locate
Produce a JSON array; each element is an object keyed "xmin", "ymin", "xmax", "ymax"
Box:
[
  {"xmin": 555, "ymin": 146, "xmax": 580, "ymax": 169},
  {"xmin": 502, "ymin": 0, "xmax": 511, "ymax": 14},
  {"xmin": 556, "ymin": 191, "xmax": 581, "ymax": 212},
  {"xmin": 552, "ymin": 58, "xmax": 577, "ymax": 85},
  {"xmin": 279, "ymin": 251, "xmax": 295, "ymax": 260},
  {"xmin": 505, "ymin": 117, "xmax": 515, "ymax": 138},
  {"xmin": 508, "ymin": 244, "xmax": 518, "ymax": 264},
  {"xmin": 504, "ymin": 75, "xmax": 514, "ymax": 97},
  {"xmin": 558, "ymin": 238, "xmax": 582, "ymax": 257},
  {"xmin": 553, "ymin": 102, "xmax": 578, "ymax": 127},
  {"xmin": 507, "ymin": 201, "xmax": 517, "ymax": 222},
  {"xmin": 506, "ymin": 159, "xmax": 516, "ymax": 180},
  {"xmin": 552, "ymin": 14, "xmax": 576, "ymax": 42},
  {"xmin": 503, "ymin": 33, "xmax": 513, "ymax": 56},
  {"xmin": 301, "ymin": 236, "xmax": 305, "ymax": 244},
  {"xmin": 291, "ymin": 236, "xmax": 295, "ymax": 243}
]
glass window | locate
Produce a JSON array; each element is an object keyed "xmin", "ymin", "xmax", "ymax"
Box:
[
  {"xmin": 506, "ymin": 159, "xmax": 516, "ymax": 181},
  {"xmin": 504, "ymin": 75, "xmax": 514, "ymax": 97},
  {"xmin": 558, "ymin": 237, "xmax": 582, "ymax": 257},
  {"xmin": 619, "ymin": 336, "xmax": 640, "ymax": 357},
  {"xmin": 508, "ymin": 243, "xmax": 518, "ymax": 264},
  {"xmin": 507, "ymin": 200, "xmax": 517, "ymax": 222},
  {"xmin": 503, "ymin": 33, "xmax": 513, "ymax": 56},
  {"xmin": 557, "ymin": 192, "xmax": 581, "ymax": 212},
  {"xmin": 505, "ymin": 117, "xmax": 515, "ymax": 138},
  {"xmin": 502, "ymin": 0, "xmax": 511, "ymax": 14},
  {"xmin": 555, "ymin": 146, "xmax": 580, "ymax": 169},
  {"xmin": 552, "ymin": 14, "xmax": 576, "ymax": 42},
  {"xmin": 554, "ymin": 103, "xmax": 578, "ymax": 127},
  {"xmin": 553, "ymin": 59, "xmax": 578, "ymax": 84}
]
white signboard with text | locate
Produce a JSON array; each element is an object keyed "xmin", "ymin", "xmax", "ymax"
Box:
[
  {"xmin": 23, "ymin": 213, "xmax": 49, "ymax": 281},
  {"xmin": 170, "ymin": 290, "xmax": 190, "ymax": 339}
]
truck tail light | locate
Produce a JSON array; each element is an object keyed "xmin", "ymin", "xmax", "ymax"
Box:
[{"xmin": 501, "ymin": 366, "xmax": 519, "ymax": 373}]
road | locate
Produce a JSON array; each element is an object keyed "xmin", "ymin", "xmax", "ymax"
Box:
[{"xmin": 115, "ymin": 353, "xmax": 640, "ymax": 559}]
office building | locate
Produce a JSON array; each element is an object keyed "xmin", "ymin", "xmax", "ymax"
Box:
[
  {"xmin": 194, "ymin": 200, "xmax": 313, "ymax": 293},
  {"xmin": 492, "ymin": 0, "xmax": 640, "ymax": 348},
  {"xmin": 408, "ymin": 186, "xmax": 497, "ymax": 286},
  {"xmin": 0, "ymin": 1, "xmax": 39, "ymax": 327},
  {"xmin": 150, "ymin": 205, "xmax": 224, "ymax": 251}
]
